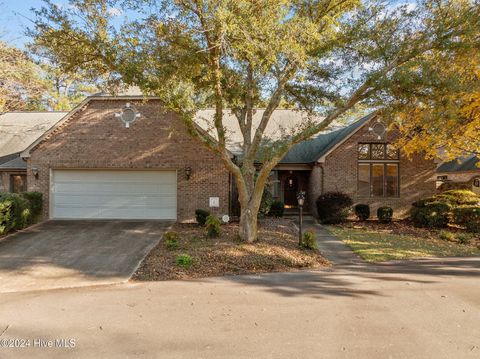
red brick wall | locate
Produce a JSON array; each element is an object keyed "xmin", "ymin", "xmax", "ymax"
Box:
[
  {"xmin": 27, "ymin": 99, "xmax": 230, "ymax": 222},
  {"xmin": 320, "ymin": 119, "xmax": 436, "ymax": 218}
]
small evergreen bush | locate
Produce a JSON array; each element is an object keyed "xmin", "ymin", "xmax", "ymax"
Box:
[
  {"xmin": 205, "ymin": 215, "xmax": 221, "ymax": 238},
  {"xmin": 316, "ymin": 192, "xmax": 353, "ymax": 224},
  {"xmin": 163, "ymin": 231, "xmax": 179, "ymax": 250},
  {"xmin": 456, "ymin": 233, "xmax": 471, "ymax": 245},
  {"xmin": 269, "ymin": 200, "xmax": 285, "ymax": 217},
  {"xmin": 21, "ymin": 192, "xmax": 43, "ymax": 220},
  {"xmin": 452, "ymin": 206, "xmax": 480, "ymax": 233},
  {"xmin": 439, "ymin": 230, "xmax": 455, "ymax": 242},
  {"xmin": 354, "ymin": 204, "xmax": 370, "ymax": 221},
  {"xmin": 260, "ymin": 187, "xmax": 274, "ymax": 216},
  {"xmin": 436, "ymin": 190, "xmax": 480, "ymax": 206},
  {"xmin": 195, "ymin": 209, "xmax": 210, "ymax": 226},
  {"xmin": 0, "ymin": 193, "xmax": 31, "ymax": 235},
  {"xmin": 301, "ymin": 231, "xmax": 317, "ymax": 250},
  {"xmin": 176, "ymin": 254, "xmax": 193, "ymax": 268},
  {"xmin": 410, "ymin": 201, "xmax": 451, "ymax": 228},
  {"xmin": 377, "ymin": 206, "xmax": 393, "ymax": 223}
]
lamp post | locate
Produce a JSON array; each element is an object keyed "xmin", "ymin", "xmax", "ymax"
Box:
[{"xmin": 296, "ymin": 191, "xmax": 306, "ymax": 246}]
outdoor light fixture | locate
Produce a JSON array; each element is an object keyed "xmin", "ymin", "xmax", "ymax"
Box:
[
  {"xmin": 296, "ymin": 191, "xmax": 306, "ymax": 246},
  {"xmin": 185, "ymin": 166, "xmax": 192, "ymax": 180},
  {"xmin": 32, "ymin": 167, "xmax": 39, "ymax": 179}
]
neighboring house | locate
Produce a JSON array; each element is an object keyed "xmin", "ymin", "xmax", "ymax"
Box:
[
  {"xmin": 0, "ymin": 112, "xmax": 67, "ymax": 193},
  {"xmin": 15, "ymin": 93, "xmax": 436, "ymax": 222},
  {"xmin": 437, "ymin": 155, "xmax": 480, "ymax": 195}
]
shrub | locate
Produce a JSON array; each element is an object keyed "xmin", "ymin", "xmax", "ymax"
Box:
[
  {"xmin": 195, "ymin": 209, "xmax": 210, "ymax": 226},
  {"xmin": 163, "ymin": 231, "xmax": 179, "ymax": 250},
  {"xmin": 301, "ymin": 231, "xmax": 317, "ymax": 250},
  {"xmin": 439, "ymin": 230, "xmax": 455, "ymax": 242},
  {"xmin": 354, "ymin": 204, "xmax": 370, "ymax": 221},
  {"xmin": 21, "ymin": 192, "xmax": 43, "ymax": 221},
  {"xmin": 316, "ymin": 192, "xmax": 353, "ymax": 224},
  {"xmin": 410, "ymin": 202, "xmax": 452, "ymax": 228},
  {"xmin": 205, "ymin": 215, "xmax": 221, "ymax": 238},
  {"xmin": 0, "ymin": 193, "xmax": 31, "ymax": 235},
  {"xmin": 259, "ymin": 187, "xmax": 274, "ymax": 216},
  {"xmin": 176, "ymin": 254, "xmax": 193, "ymax": 268},
  {"xmin": 436, "ymin": 190, "xmax": 480, "ymax": 207},
  {"xmin": 456, "ymin": 233, "xmax": 471, "ymax": 245},
  {"xmin": 452, "ymin": 206, "xmax": 480, "ymax": 233},
  {"xmin": 269, "ymin": 200, "xmax": 285, "ymax": 217},
  {"xmin": 377, "ymin": 206, "xmax": 393, "ymax": 223},
  {"xmin": 411, "ymin": 190, "xmax": 480, "ymax": 229}
]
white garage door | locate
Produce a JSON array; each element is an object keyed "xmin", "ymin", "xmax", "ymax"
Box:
[{"xmin": 51, "ymin": 170, "xmax": 177, "ymax": 220}]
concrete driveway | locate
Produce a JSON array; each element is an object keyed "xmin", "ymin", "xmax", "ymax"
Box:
[
  {"xmin": 0, "ymin": 220, "xmax": 171, "ymax": 293},
  {"xmin": 0, "ymin": 257, "xmax": 479, "ymax": 358}
]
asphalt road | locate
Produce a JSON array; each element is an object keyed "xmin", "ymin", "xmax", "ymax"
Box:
[{"xmin": 0, "ymin": 257, "xmax": 479, "ymax": 359}]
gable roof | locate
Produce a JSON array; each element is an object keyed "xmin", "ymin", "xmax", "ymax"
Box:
[
  {"xmin": 195, "ymin": 109, "xmax": 324, "ymax": 154},
  {"xmin": 280, "ymin": 113, "xmax": 375, "ymax": 164},
  {"xmin": 0, "ymin": 112, "xmax": 67, "ymax": 157},
  {"xmin": 437, "ymin": 155, "xmax": 480, "ymax": 173},
  {"xmin": 0, "ymin": 154, "xmax": 26, "ymax": 170}
]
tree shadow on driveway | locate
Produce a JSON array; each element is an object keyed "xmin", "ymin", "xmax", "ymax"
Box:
[
  {"xmin": 216, "ymin": 256, "xmax": 480, "ymax": 300},
  {"xmin": 0, "ymin": 220, "xmax": 172, "ymax": 293}
]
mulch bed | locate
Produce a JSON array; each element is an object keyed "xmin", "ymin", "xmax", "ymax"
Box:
[{"xmin": 132, "ymin": 218, "xmax": 329, "ymax": 281}]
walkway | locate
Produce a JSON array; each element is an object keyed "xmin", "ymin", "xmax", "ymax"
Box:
[{"xmin": 303, "ymin": 217, "xmax": 364, "ymax": 266}]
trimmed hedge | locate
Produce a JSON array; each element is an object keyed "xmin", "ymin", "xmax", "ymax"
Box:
[
  {"xmin": 436, "ymin": 190, "xmax": 480, "ymax": 206},
  {"xmin": 21, "ymin": 192, "xmax": 43, "ymax": 220},
  {"xmin": 411, "ymin": 190, "xmax": 480, "ymax": 229},
  {"xmin": 452, "ymin": 207, "xmax": 480, "ymax": 233},
  {"xmin": 269, "ymin": 200, "xmax": 285, "ymax": 217},
  {"xmin": 0, "ymin": 192, "xmax": 43, "ymax": 235},
  {"xmin": 195, "ymin": 209, "xmax": 210, "ymax": 226},
  {"xmin": 377, "ymin": 206, "xmax": 393, "ymax": 223},
  {"xmin": 410, "ymin": 201, "xmax": 452, "ymax": 228},
  {"xmin": 354, "ymin": 204, "xmax": 370, "ymax": 221},
  {"xmin": 0, "ymin": 193, "xmax": 31, "ymax": 235},
  {"xmin": 316, "ymin": 192, "xmax": 353, "ymax": 224}
]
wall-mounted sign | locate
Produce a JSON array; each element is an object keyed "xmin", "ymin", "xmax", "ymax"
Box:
[
  {"xmin": 209, "ymin": 197, "xmax": 220, "ymax": 208},
  {"xmin": 437, "ymin": 175, "xmax": 448, "ymax": 181}
]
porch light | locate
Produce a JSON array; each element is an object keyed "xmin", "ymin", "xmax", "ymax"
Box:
[
  {"xmin": 296, "ymin": 191, "xmax": 306, "ymax": 246},
  {"xmin": 185, "ymin": 166, "xmax": 192, "ymax": 180},
  {"xmin": 32, "ymin": 167, "xmax": 39, "ymax": 179}
]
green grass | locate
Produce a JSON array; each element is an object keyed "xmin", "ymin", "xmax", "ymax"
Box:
[{"xmin": 326, "ymin": 226, "xmax": 480, "ymax": 262}]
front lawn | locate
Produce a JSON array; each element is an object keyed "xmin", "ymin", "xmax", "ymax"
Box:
[
  {"xmin": 327, "ymin": 221, "xmax": 480, "ymax": 262},
  {"xmin": 133, "ymin": 218, "xmax": 329, "ymax": 281}
]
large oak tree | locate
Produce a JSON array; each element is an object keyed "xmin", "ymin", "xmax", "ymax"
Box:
[{"xmin": 31, "ymin": 0, "xmax": 479, "ymax": 241}]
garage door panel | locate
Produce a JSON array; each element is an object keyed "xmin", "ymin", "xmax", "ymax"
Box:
[
  {"xmin": 53, "ymin": 195, "xmax": 177, "ymax": 207},
  {"xmin": 54, "ymin": 183, "xmax": 176, "ymax": 195},
  {"xmin": 51, "ymin": 170, "xmax": 177, "ymax": 220}
]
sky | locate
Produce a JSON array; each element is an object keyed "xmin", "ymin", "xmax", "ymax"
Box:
[{"xmin": 0, "ymin": 0, "xmax": 55, "ymax": 48}]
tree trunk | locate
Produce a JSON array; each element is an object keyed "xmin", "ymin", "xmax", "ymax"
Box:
[{"xmin": 239, "ymin": 205, "xmax": 259, "ymax": 243}]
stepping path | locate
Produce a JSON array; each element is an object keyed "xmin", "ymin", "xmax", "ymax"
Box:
[{"xmin": 301, "ymin": 218, "xmax": 365, "ymax": 266}]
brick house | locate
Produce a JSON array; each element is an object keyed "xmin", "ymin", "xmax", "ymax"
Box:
[
  {"xmin": 436, "ymin": 156, "xmax": 480, "ymax": 195},
  {"xmin": 9, "ymin": 93, "xmax": 437, "ymax": 222},
  {"xmin": 0, "ymin": 112, "xmax": 66, "ymax": 193}
]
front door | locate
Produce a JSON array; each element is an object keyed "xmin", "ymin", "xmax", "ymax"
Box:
[{"xmin": 284, "ymin": 174, "xmax": 298, "ymax": 208}]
